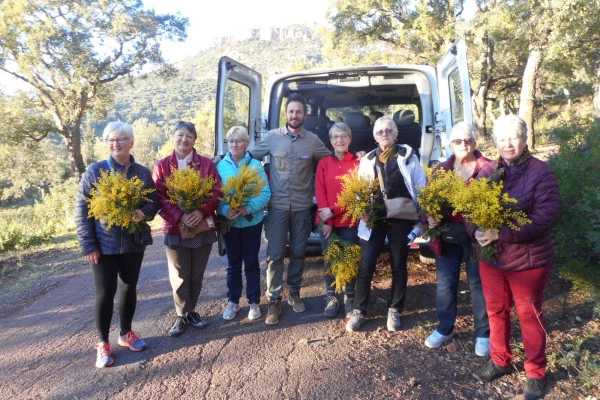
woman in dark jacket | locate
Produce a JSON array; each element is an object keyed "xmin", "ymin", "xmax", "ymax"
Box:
[
  {"xmin": 153, "ymin": 121, "xmax": 222, "ymax": 337},
  {"xmin": 472, "ymin": 115, "xmax": 560, "ymax": 400},
  {"xmin": 76, "ymin": 121, "xmax": 159, "ymax": 369},
  {"xmin": 424, "ymin": 122, "xmax": 490, "ymax": 356}
]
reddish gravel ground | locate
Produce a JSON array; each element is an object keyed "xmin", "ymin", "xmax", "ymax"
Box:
[{"xmin": 0, "ymin": 232, "xmax": 598, "ymax": 399}]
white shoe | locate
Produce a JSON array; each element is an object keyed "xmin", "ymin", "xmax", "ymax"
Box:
[
  {"xmin": 424, "ymin": 330, "xmax": 452, "ymax": 348},
  {"xmin": 346, "ymin": 309, "xmax": 365, "ymax": 332},
  {"xmin": 475, "ymin": 337, "xmax": 490, "ymax": 357},
  {"xmin": 223, "ymin": 302, "xmax": 240, "ymax": 320},
  {"xmin": 248, "ymin": 303, "xmax": 261, "ymax": 320}
]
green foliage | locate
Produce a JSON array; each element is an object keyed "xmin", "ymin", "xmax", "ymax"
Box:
[
  {"xmin": 0, "ymin": 177, "xmax": 78, "ymax": 253},
  {"xmin": 110, "ymin": 35, "xmax": 323, "ymax": 130},
  {"xmin": 131, "ymin": 118, "xmax": 168, "ymax": 170},
  {"xmin": 547, "ymin": 118, "xmax": 600, "ymax": 294},
  {"xmin": 193, "ymin": 102, "xmax": 217, "ymax": 157},
  {"xmin": 0, "ymin": 137, "xmax": 71, "ymax": 204},
  {"xmin": 547, "ymin": 328, "xmax": 600, "ymax": 390},
  {"xmin": 0, "ymin": 93, "xmax": 56, "ymax": 145},
  {"xmin": 0, "ymin": 0, "xmax": 188, "ymax": 174}
]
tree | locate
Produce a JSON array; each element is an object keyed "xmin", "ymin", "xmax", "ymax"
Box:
[
  {"xmin": 0, "ymin": 138, "xmax": 70, "ymax": 203},
  {"xmin": 0, "ymin": 0, "xmax": 188, "ymax": 175},
  {"xmin": 327, "ymin": 0, "xmax": 465, "ymax": 65},
  {"xmin": 519, "ymin": 50, "xmax": 542, "ymax": 148},
  {"xmin": 541, "ymin": 0, "xmax": 600, "ymax": 122},
  {"xmin": 193, "ymin": 102, "xmax": 217, "ymax": 157},
  {"xmin": 131, "ymin": 118, "xmax": 168, "ymax": 169}
]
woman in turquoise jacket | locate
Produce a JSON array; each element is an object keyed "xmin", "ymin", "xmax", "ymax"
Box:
[{"xmin": 217, "ymin": 126, "xmax": 271, "ymax": 321}]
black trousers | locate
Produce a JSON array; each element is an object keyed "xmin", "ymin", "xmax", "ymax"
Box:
[
  {"xmin": 91, "ymin": 252, "xmax": 144, "ymax": 342},
  {"xmin": 354, "ymin": 219, "xmax": 413, "ymax": 314}
]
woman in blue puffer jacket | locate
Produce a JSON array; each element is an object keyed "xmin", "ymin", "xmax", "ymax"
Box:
[{"xmin": 75, "ymin": 121, "xmax": 159, "ymax": 369}]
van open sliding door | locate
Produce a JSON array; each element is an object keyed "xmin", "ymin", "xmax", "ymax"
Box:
[{"xmin": 215, "ymin": 57, "xmax": 262, "ymax": 156}]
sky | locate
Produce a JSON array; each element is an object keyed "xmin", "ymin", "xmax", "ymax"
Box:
[
  {"xmin": 1, "ymin": 1, "xmax": 479, "ymax": 93},
  {"xmin": 143, "ymin": 0, "xmax": 331, "ymax": 63},
  {"xmin": 0, "ymin": 0, "xmax": 330, "ymax": 94}
]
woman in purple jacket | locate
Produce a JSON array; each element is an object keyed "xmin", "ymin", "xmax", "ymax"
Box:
[{"xmin": 472, "ymin": 115, "xmax": 560, "ymax": 400}]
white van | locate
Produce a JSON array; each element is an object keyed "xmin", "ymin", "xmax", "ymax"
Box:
[{"xmin": 214, "ymin": 39, "xmax": 473, "ymax": 251}]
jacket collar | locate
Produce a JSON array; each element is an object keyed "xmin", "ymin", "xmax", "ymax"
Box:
[
  {"xmin": 224, "ymin": 151, "xmax": 252, "ymax": 166},
  {"xmin": 107, "ymin": 155, "xmax": 135, "ymax": 172},
  {"xmin": 367, "ymin": 144, "xmax": 413, "ymax": 164},
  {"xmin": 168, "ymin": 149, "xmax": 200, "ymax": 169}
]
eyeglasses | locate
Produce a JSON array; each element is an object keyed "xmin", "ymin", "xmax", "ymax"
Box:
[
  {"xmin": 105, "ymin": 137, "xmax": 130, "ymax": 144},
  {"xmin": 375, "ymin": 129, "xmax": 394, "ymax": 136},
  {"xmin": 227, "ymin": 139, "xmax": 247, "ymax": 145},
  {"xmin": 451, "ymin": 138, "xmax": 476, "ymax": 145},
  {"xmin": 330, "ymin": 134, "xmax": 349, "ymax": 141}
]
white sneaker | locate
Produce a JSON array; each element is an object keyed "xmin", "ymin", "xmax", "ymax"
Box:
[
  {"xmin": 223, "ymin": 302, "xmax": 240, "ymax": 320},
  {"xmin": 346, "ymin": 309, "xmax": 365, "ymax": 332},
  {"xmin": 475, "ymin": 337, "xmax": 490, "ymax": 357},
  {"xmin": 424, "ymin": 330, "xmax": 452, "ymax": 349},
  {"xmin": 248, "ymin": 303, "xmax": 261, "ymax": 320}
]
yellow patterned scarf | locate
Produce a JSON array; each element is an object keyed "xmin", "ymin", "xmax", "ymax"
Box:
[{"xmin": 378, "ymin": 145, "xmax": 397, "ymax": 164}]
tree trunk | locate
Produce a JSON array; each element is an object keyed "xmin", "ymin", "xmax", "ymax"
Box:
[
  {"xmin": 472, "ymin": 34, "xmax": 494, "ymax": 138},
  {"xmin": 63, "ymin": 124, "xmax": 86, "ymax": 176},
  {"xmin": 519, "ymin": 51, "xmax": 542, "ymax": 150},
  {"xmin": 593, "ymin": 71, "xmax": 600, "ymax": 123}
]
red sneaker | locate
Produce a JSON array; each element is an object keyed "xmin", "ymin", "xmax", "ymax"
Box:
[
  {"xmin": 95, "ymin": 342, "xmax": 114, "ymax": 368},
  {"xmin": 117, "ymin": 330, "xmax": 147, "ymax": 351}
]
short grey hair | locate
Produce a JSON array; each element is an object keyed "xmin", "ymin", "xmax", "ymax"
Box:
[
  {"xmin": 449, "ymin": 122, "xmax": 478, "ymax": 141},
  {"xmin": 226, "ymin": 126, "xmax": 249, "ymax": 141},
  {"xmin": 329, "ymin": 122, "xmax": 352, "ymax": 138},
  {"xmin": 493, "ymin": 115, "xmax": 527, "ymax": 143},
  {"xmin": 373, "ymin": 116, "xmax": 398, "ymax": 135},
  {"xmin": 103, "ymin": 121, "xmax": 134, "ymax": 142}
]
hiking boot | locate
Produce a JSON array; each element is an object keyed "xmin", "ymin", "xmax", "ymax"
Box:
[
  {"xmin": 223, "ymin": 301, "xmax": 240, "ymax": 320},
  {"xmin": 387, "ymin": 307, "xmax": 402, "ymax": 331},
  {"xmin": 523, "ymin": 377, "xmax": 545, "ymax": 400},
  {"xmin": 265, "ymin": 299, "xmax": 281, "ymax": 325},
  {"xmin": 187, "ymin": 311, "xmax": 208, "ymax": 329},
  {"xmin": 473, "ymin": 359, "xmax": 511, "ymax": 382},
  {"xmin": 424, "ymin": 330, "xmax": 452, "ymax": 349},
  {"xmin": 248, "ymin": 303, "xmax": 261, "ymax": 320},
  {"xmin": 346, "ymin": 309, "xmax": 365, "ymax": 332},
  {"xmin": 95, "ymin": 342, "xmax": 114, "ymax": 368},
  {"xmin": 343, "ymin": 295, "xmax": 354, "ymax": 319},
  {"xmin": 324, "ymin": 295, "xmax": 339, "ymax": 318},
  {"xmin": 117, "ymin": 330, "xmax": 147, "ymax": 351},
  {"xmin": 169, "ymin": 315, "xmax": 187, "ymax": 337},
  {"xmin": 287, "ymin": 289, "xmax": 306, "ymax": 313},
  {"xmin": 475, "ymin": 337, "xmax": 491, "ymax": 357}
]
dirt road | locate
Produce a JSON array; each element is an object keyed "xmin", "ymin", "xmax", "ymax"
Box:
[{"xmin": 0, "ymin": 232, "xmax": 596, "ymax": 399}]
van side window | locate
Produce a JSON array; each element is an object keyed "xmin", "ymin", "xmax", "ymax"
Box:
[
  {"xmin": 224, "ymin": 80, "xmax": 251, "ymax": 150},
  {"xmin": 448, "ymin": 68, "xmax": 465, "ymax": 125}
]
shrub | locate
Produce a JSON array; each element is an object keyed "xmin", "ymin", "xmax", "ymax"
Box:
[
  {"xmin": 0, "ymin": 177, "xmax": 79, "ymax": 254},
  {"xmin": 547, "ymin": 118, "xmax": 600, "ymax": 294}
]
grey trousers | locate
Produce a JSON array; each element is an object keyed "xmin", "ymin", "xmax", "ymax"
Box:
[
  {"xmin": 165, "ymin": 244, "xmax": 212, "ymax": 316},
  {"xmin": 264, "ymin": 206, "xmax": 312, "ymax": 300}
]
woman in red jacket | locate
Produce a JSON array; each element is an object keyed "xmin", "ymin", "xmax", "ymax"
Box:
[
  {"xmin": 153, "ymin": 121, "xmax": 222, "ymax": 337},
  {"xmin": 472, "ymin": 115, "xmax": 560, "ymax": 400},
  {"xmin": 315, "ymin": 122, "xmax": 360, "ymax": 318}
]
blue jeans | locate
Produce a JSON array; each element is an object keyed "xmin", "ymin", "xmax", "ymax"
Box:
[
  {"xmin": 264, "ymin": 206, "xmax": 312, "ymax": 300},
  {"xmin": 435, "ymin": 241, "xmax": 489, "ymax": 337},
  {"xmin": 354, "ymin": 219, "xmax": 413, "ymax": 314},
  {"xmin": 223, "ymin": 222, "xmax": 263, "ymax": 304},
  {"xmin": 320, "ymin": 227, "xmax": 358, "ymax": 296}
]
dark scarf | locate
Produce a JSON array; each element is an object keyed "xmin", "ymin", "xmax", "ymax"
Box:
[{"xmin": 489, "ymin": 146, "xmax": 532, "ymax": 183}]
